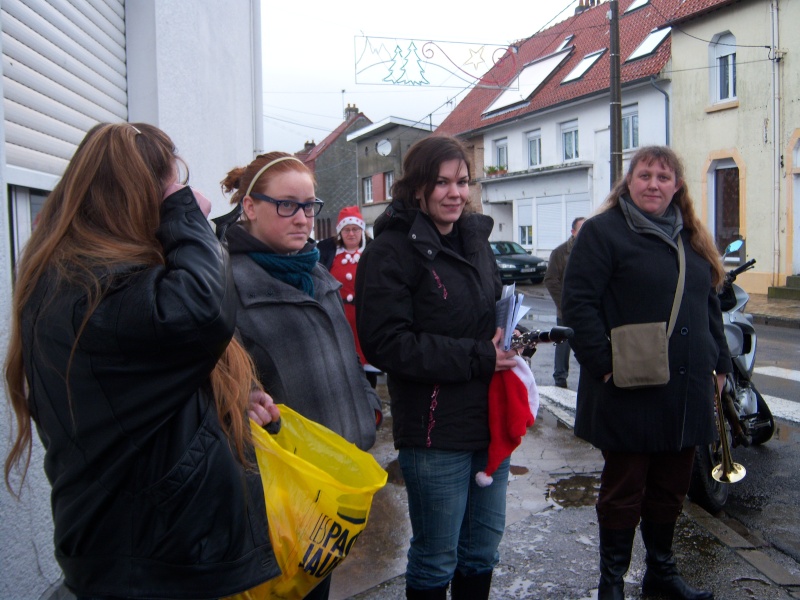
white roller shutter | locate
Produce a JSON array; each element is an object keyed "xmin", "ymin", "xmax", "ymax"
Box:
[
  {"xmin": 535, "ymin": 192, "xmax": 590, "ymax": 255},
  {"xmin": 2, "ymin": 0, "xmax": 126, "ymax": 177}
]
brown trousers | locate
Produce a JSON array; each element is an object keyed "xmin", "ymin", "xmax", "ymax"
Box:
[{"xmin": 596, "ymin": 447, "xmax": 696, "ymax": 529}]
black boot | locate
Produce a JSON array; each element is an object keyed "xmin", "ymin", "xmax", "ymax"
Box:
[
  {"xmin": 598, "ymin": 527, "xmax": 635, "ymax": 600},
  {"xmin": 451, "ymin": 569, "xmax": 492, "ymax": 600},
  {"xmin": 405, "ymin": 584, "xmax": 448, "ymax": 599},
  {"xmin": 640, "ymin": 520, "xmax": 713, "ymax": 600}
]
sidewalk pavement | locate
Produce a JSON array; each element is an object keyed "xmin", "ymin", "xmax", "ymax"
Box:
[
  {"xmin": 331, "ymin": 284, "xmax": 800, "ymax": 599},
  {"xmin": 741, "ymin": 292, "xmax": 800, "ymax": 329}
]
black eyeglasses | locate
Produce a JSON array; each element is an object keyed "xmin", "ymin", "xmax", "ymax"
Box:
[{"xmin": 250, "ymin": 192, "xmax": 324, "ymax": 217}]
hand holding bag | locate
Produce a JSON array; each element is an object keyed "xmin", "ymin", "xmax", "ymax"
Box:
[
  {"xmin": 227, "ymin": 405, "xmax": 388, "ymax": 600},
  {"xmin": 610, "ymin": 237, "xmax": 685, "ymax": 389}
]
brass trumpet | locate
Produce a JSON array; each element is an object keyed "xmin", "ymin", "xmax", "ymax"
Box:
[{"xmin": 711, "ymin": 371, "xmax": 746, "ymax": 484}]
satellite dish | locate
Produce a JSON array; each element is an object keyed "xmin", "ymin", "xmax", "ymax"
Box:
[{"xmin": 376, "ymin": 139, "xmax": 393, "ymax": 156}]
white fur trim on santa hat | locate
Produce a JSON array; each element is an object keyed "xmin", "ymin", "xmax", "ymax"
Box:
[
  {"xmin": 336, "ymin": 206, "xmax": 365, "ymax": 234},
  {"xmin": 475, "ymin": 471, "xmax": 494, "ymax": 487},
  {"xmin": 511, "ymin": 355, "xmax": 539, "ymax": 419},
  {"xmin": 337, "ymin": 216, "xmax": 365, "ymax": 232}
]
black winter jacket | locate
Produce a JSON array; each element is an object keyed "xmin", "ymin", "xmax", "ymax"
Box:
[
  {"xmin": 355, "ymin": 204, "xmax": 501, "ymax": 450},
  {"xmin": 562, "ymin": 202, "xmax": 732, "ymax": 453},
  {"xmin": 22, "ymin": 188, "xmax": 279, "ymax": 599}
]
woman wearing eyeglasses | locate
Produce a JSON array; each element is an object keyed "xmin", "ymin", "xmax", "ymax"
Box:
[{"xmin": 220, "ymin": 152, "xmax": 383, "ymax": 598}]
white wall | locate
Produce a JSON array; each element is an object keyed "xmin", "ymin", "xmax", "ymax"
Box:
[{"xmin": 127, "ymin": 0, "xmax": 263, "ymax": 217}]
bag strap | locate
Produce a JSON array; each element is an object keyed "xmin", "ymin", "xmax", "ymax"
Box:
[{"xmin": 667, "ymin": 236, "xmax": 686, "ymax": 338}]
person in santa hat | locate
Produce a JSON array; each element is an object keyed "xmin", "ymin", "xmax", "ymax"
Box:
[{"xmin": 320, "ymin": 206, "xmax": 381, "ymax": 387}]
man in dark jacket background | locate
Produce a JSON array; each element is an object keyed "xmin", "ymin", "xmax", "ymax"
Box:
[{"xmin": 544, "ymin": 216, "xmax": 584, "ymax": 388}]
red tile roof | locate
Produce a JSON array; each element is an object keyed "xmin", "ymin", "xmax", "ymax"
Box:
[
  {"xmin": 437, "ymin": 0, "xmax": 684, "ymax": 137},
  {"xmin": 296, "ymin": 112, "xmax": 371, "ymax": 169},
  {"xmin": 668, "ymin": 0, "xmax": 738, "ymax": 24}
]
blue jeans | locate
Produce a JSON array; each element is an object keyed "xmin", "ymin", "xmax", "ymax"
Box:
[
  {"xmin": 553, "ymin": 317, "xmax": 571, "ymax": 384},
  {"xmin": 398, "ymin": 447, "xmax": 510, "ymax": 590}
]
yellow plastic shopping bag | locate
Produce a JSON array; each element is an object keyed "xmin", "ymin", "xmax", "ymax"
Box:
[{"xmin": 227, "ymin": 404, "xmax": 387, "ymax": 600}]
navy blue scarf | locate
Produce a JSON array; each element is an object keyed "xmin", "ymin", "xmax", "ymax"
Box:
[{"xmin": 248, "ymin": 248, "xmax": 320, "ymax": 297}]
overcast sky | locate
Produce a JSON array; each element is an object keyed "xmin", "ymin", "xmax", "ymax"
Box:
[{"xmin": 260, "ymin": 0, "xmax": 580, "ymax": 153}]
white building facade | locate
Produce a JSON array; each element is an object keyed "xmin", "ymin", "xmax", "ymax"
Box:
[
  {"xmin": 0, "ymin": 1, "xmax": 264, "ymax": 597},
  {"xmin": 436, "ymin": 0, "xmax": 681, "ymax": 259},
  {"xmin": 478, "ymin": 80, "xmax": 670, "ymax": 257}
]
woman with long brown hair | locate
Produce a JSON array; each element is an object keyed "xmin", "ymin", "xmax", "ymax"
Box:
[
  {"xmin": 4, "ymin": 123, "xmax": 280, "ymax": 600},
  {"xmin": 562, "ymin": 146, "xmax": 730, "ymax": 600}
]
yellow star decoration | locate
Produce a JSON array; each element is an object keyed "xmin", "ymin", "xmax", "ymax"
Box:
[{"xmin": 463, "ymin": 47, "xmax": 486, "ymax": 71}]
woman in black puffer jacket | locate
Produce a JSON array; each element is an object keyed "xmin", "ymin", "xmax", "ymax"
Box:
[{"xmin": 355, "ymin": 136, "xmax": 519, "ymax": 600}]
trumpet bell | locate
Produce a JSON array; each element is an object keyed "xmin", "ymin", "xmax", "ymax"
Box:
[
  {"xmin": 710, "ymin": 370, "xmax": 746, "ymax": 485},
  {"xmin": 711, "ymin": 462, "xmax": 746, "ymax": 483}
]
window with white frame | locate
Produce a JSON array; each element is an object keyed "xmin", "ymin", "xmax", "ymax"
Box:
[
  {"xmin": 9, "ymin": 186, "xmax": 48, "ymax": 268},
  {"xmin": 622, "ymin": 106, "xmax": 639, "ymax": 150},
  {"xmin": 527, "ymin": 130, "xmax": 542, "ymax": 167},
  {"xmin": 384, "ymin": 171, "xmax": 394, "ymax": 199},
  {"xmin": 517, "ymin": 199, "xmax": 533, "ymax": 246},
  {"xmin": 561, "ymin": 121, "xmax": 579, "ymax": 161},
  {"xmin": 363, "ymin": 177, "xmax": 373, "ymax": 203},
  {"xmin": 495, "ymin": 138, "xmax": 508, "ymax": 169},
  {"xmin": 713, "ymin": 33, "xmax": 736, "ymax": 102}
]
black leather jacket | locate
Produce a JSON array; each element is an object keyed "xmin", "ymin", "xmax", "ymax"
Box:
[{"xmin": 22, "ymin": 188, "xmax": 279, "ymax": 599}]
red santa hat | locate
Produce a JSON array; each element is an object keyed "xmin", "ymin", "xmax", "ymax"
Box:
[
  {"xmin": 475, "ymin": 356, "xmax": 539, "ymax": 487},
  {"xmin": 336, "ymin": 206, "xmax": 365, "ymax": 234}
]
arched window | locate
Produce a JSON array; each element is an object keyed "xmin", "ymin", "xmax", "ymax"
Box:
[{"xmin": 711, "ymin": 33, "xmax": 737, "ymax": 103}]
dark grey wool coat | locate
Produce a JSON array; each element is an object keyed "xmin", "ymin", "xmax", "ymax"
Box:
[
  {"xmin": 562, "ymin": 202, "xmax": 732, "ymax": 453},
  {"xmin": 226, "ymin": 224, "xmax": 381, "ymax": 451}
]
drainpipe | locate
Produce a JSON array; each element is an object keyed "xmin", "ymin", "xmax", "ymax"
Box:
[
  {"xmin": 251, "ymin": 0, "xmax": 264, "ymax": 155},
  {"xmin": 650, "ymin": 77, "xmax": 670, "ymax": 146},
  {"xmin": 771, "ymin": 0, "xmax": 781, "ymax": 286}
]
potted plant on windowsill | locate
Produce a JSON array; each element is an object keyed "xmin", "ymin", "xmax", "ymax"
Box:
[
  {"xmin": 484, "ymin": 165, "xmax": 499, "ymax": 177},
  {"xmin": 497, "ymin": 165, "xmax": 508, "ymax": 176}
]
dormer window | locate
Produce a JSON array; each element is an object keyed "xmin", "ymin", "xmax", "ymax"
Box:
[
  {"xmin": 562, "ymin": 49, "xmax": 606, "ymax": 83},
  {"xmin": 555, "ymin": 35, "xmax": 574, "ymax": 53},
  {"xmin": 625, "ymin": 0, "xmax": 649, "ymax": 13},
  {"xmin": 482, "ymin": 49, "xmax": 570, "ymax": 116},
  {"xmin": 626, "ymin": 27, "xmax": 671, "ymax": 61}
]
